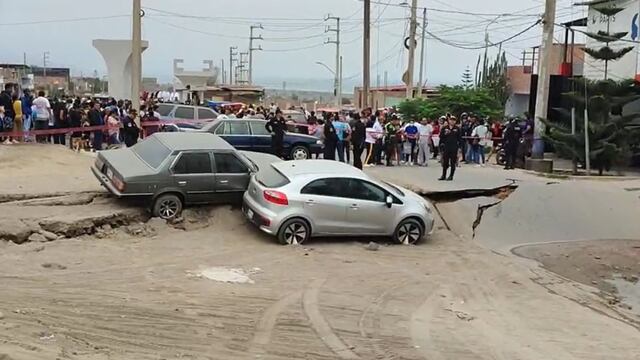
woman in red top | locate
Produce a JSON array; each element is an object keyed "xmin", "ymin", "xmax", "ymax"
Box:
[
  {"xmin": 430, "ymin": 118, "xmax": 441, "ymax": 159},
  {"xmin": 490, "ymin": 120, "xmax": 503, "ymax": 148}
]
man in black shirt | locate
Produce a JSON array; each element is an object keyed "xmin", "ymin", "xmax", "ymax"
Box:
[
  {"xmin": 323, "ymin": 116, "xmax": 338, "ymax": 160},
  {"xmin": 439, "ymin": 116, "xmax": 462, "ymax": 181},
  {"xmin": 350, "ymin": 113, "xmax": 366, "ymax": 170},
  {"xmin": 266, "ymin": 109, "xmax": 286, "ymax": 158},
  {"xmin": 503, "ymin": 118, "xmax": 522, "ymax": 170}
]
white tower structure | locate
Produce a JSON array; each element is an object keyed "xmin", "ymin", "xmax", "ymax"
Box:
[{"xmin": 93, "ymin": 39, "xmax": 149, "ymax": 100}]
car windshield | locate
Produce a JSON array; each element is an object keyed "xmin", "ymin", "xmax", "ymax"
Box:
[
  {"xmin": 383, "ymin": 181, "xmax": 405, "ymax": 197},
  {"xmin": 131, "ymin": 136, "xmax": 172, "ymax": 169}
]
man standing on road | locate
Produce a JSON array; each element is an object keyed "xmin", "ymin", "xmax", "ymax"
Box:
[
  {"xmin": 21, "ymin": 89, "xmax": 33, "ymax": 141},
  {"xmin": 402, "ymin": 118, "xmax": 419, "ymax": 165},
  {"xmin": 266, "ymin": 109, "xmax": 286, "ymax": 158},
  {"xmin": 439, "ymin": 116, "xmax": 462, "ymax": 181},
  {"xmin": 503, "ymin": 118, "xmax": 522, "ymax": 170},
  {"xmin": 333, "ymin": 113, "xmax": 350, "ymax": 163},
  {"xmin": 350, "ymin": 112, "xmax": 366, "ymax": 170},
  {"xmin": 416, "ymin": 118, "xmax": 432, "ymax": 166},
  {"xmin": 88, "ymin": 101, "xmax": 104, "ymax": 151},
  {"xmin": 384, "ymin": 115, "xmax": 401, "ymax": 167},
  {"xmin": 372, "ymin": 112, "xmax": 385, "ymax": 165},
  {"xmin": 323, "ymin": 115, "xmax": 338, "ymax": 160},
  {"xmin": 32, "ymin": 91, "xmax": 52, "ymax": 143}
]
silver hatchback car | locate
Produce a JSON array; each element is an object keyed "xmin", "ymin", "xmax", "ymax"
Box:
[{"xmin": 243, "ymin": 160, "xmax": 435, "ymax": 245}]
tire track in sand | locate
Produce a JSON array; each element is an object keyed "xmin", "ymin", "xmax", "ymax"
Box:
[
  {"xmin": 303, "ymin": 279, "xmax": 360, "ymax": 359},
  {"xmin": 249, "ymin": 290, "xmax": 302, "ymax": 354}
]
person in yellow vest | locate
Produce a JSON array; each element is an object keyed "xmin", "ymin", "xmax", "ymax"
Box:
[{"xmin": 12, "ymin": 94, "xmax": 22, "ymax": 143}]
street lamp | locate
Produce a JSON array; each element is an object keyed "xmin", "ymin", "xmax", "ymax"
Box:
[
  {"xmin": 315, "ymin": 61, "xmax": 338, "ymax": 105},
  {"xmin": 315, "ymin": 61, "xmax": 335, "ymax": 76}
]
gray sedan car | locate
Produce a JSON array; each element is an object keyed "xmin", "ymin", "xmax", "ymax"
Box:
[
  {"xmin": 243, "ymin": 160, "xmax": 435, "ymax": 245},
  {"xmin": 92, "ymin": 132, "xmax": 272, "ymax": 220}
]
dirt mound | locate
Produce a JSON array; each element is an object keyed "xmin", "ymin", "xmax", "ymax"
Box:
[{"xmin": 0, "ymin": 144, "xmax": 100, "ymax": 195}]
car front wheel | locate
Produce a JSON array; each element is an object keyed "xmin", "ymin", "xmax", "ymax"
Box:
[
  {"xmin": 290, "ymin": 145, "xmax": 310, "ymax": 160},
  {"xmin": 277, "ymin": 218, "xmax": 311, "ymax": 245},
  {"xmin": 393, "ymin": 218, "xmax": 424, "ymax": 245},
  {"xmin": 153, "ymin": 194, "xmax": 183, "ymax": 220}
]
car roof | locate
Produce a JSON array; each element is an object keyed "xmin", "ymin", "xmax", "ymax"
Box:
[
  {"xmin": 272, "ymin": 160, "xmax": 367, "ymax": 179},
  {"xmin": 151, "ymin": 132, "xmax": 233, "ymax": 151}
]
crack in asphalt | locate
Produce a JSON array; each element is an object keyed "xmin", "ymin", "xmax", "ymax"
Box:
[{"xmin": 421, "ymin": 181, "xmax": 519, "ymax": 239}]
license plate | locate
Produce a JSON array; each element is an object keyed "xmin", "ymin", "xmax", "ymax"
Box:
[
  {"xmin": 106, "ymin": 168, "xmax": 114, "ymax": 179},
  {"xmin": 246, "ymin": 208, "xmax": 254, "ymax": 219}
]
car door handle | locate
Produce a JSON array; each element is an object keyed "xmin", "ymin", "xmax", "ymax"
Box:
[
  {"xmin": 178, "ymin": 181, "xmax": 187, "ymax": 186},
  {"xmin": 305, "ymin": 199, "xmax": 315, "ymax": 206},
  {"xmin": 350, "ymin": 204, "xmax": 359, "ymax": 209},
  {"xmin": 219, "ymin": 180, "xmax": 229, "ymax": 184}
]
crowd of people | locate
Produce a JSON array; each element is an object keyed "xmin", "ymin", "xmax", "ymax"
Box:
[
  {"xmin": 1, "ymin": 83, "xmax": 533, "ymax": 180},
  {"xmin": 0, "ymin": 84, "xmax": 167, "ymax": 151},
  {"xmin": 262, "ymin": 106, "xmax": 531, "ymax": 181}
]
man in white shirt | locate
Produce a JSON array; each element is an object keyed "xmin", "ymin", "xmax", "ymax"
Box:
[
  {"xmin": 371, "ymin": 112, "xmax": 385, "ymax": 165},
  {"xmin": 471, "ymin": 119, "xmax": 490, "ymax": 165},
  {"xmin": 32, "ymin": 91, "xmax": 52, "ymax": 143},
  {"xmin": 416, "ymin": 118, "xmax": 433, "ymax": 166}
]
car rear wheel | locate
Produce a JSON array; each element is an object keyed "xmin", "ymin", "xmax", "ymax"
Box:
[
  {"xmin": 277, "ymin": 218, "xmax": 311, "ymax": 245},
  {"xmin": 290, "ymin": 145, "xmax": 310, "ymax": 160},
  {"xmin": 393, "ymin": 218, "xmax": 424, "ymax": 245},
  {"xmin": 153, "ymin": 194, "xmax": 183, "ymax": 220}
]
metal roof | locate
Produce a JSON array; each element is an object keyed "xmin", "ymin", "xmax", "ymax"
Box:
[
  {"xmin": 272, "ymin": 160, "xmax": 366, "ymax": 178},
  {"xmin": 152, "ymin": 132, "xmax": 234, "ymax": 151}
]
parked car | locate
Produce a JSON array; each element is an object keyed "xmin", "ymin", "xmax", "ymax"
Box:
[
  {"xmin": 282, "ymin": 109, "xmax": 309, "ymax": 134},
  {"xmin": 156, "ymin": 103, "xmax": 219, "ymax": 129},
  {"xmin": 243, "ymin": 160, "xmax": 435, "ymax": 245},
  {"xmin": 164, "ymin": 118, "xmax": 323, "ymax": 160},
  {"xmin": 91, "ymin": 132, "xmax": 278, "ymax": 220}
]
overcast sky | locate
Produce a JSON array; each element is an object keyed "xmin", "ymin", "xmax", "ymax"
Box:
[{"xmin": 0, "ymin": 0, "xmax": 584, "ymax": 91}]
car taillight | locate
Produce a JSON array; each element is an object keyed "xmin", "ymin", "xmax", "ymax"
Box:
[
  {"xmin": 264, "ymin": 190, "xmax": 288, "ymax": 206},
  {"xmin": 112, "ymin": 176, "xmax": 126, "ymax": 192}
]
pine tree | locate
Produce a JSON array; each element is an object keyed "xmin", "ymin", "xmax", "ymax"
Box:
[
  {"xmin": 542, "ymin": 2, "xmax": 640, "ymax": 175},
  {"xmin": 461, "ymin": 67, "xmax": 474, "ymax": 89}
]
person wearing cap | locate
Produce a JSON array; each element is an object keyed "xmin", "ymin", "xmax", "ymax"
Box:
[
  {"xmin": 121, "ymin": 109, "xmax": 140, "ymax": 147},
  {"xmin": 438, "ymin": 116, "xmax": 462, "ymax": 181}
]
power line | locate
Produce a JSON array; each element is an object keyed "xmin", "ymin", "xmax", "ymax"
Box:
[
  {"xmin": 359, "ymin": 0, "xmax": 542, "ymax": 17},
  {"xmin": 427, "ymin": 20, "xmax": 542, "ymax": 50},
  {"xmin": 0, "ymin": 14, "xmax": 128, "ymax": 26}
]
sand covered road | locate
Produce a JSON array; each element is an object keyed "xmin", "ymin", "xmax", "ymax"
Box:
[{"xmin": 1, "ymin": 205, "xmax": 639, "ymax": 360}]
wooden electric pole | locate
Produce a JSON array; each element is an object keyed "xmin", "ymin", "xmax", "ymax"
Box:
[{"xmin": 363, "ymin": 0, "xmax": 371, "ymax": 108}]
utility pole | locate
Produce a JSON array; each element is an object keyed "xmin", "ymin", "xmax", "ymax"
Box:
[
  {"xmin": 229, "ymin": 46, "xmax": 238, "ymax": 84},
  {"xmin": 221, "ymin": 59, "xmax": 226, "ymax": 84},
  {"xmin": 132, "ymin": 0, "xmax": 142, "ymax": 117},
  {"xmin": 43, "ymin": 51, "xmax": 50, "ymax": 77},
  {"xmin": 249, "ymin": 24, "xmax": 263, "ymax": 85},
  {"xmin": 325, "ymin": 15, "xmax": 341, "ymax": 107},
  {"xmin": 363, "ymin": 0, "xmax": 371, "ymax": 108},
  {"xmin": 238, "ymin": 52, "xmax": 249, "ymax": 84},
  {"xmin": 405, "ymin": 0, "xmax": 418, "ymax": 99},
  {"xmin": 417, "ymin": 7, "xmax": 427, "ymax": 98},
  {"xmin": 532, "ymin": 0, "xmax": 557, "ymax": 159}
]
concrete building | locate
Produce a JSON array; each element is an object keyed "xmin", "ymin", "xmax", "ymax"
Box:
[
  {"xmin": 505, "ymin": 43, "xmax": 585, "ymax": 117},
  {"xmin": 93, "ymin": 39, "xmax": 149, "ymax": 100},
  {"xmin": 0, "ymin": 63, "xmax": 69, "ymax": 95},
  {"xmin": 173, "ymin": 59, "xmax": 218, "ymax": 103}
]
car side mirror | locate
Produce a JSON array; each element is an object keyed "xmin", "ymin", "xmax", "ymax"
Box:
[{"xmin": 385, "ymin": 195, "xmax": 393, "ymax": 208}]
